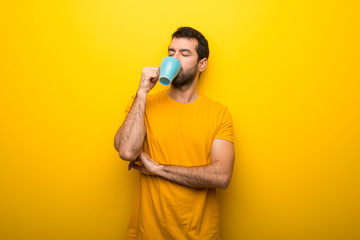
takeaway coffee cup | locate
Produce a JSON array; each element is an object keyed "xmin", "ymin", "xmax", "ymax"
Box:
[{"xmin": 159, "ymin": 56, "xmax": 181, "ymax": 86}]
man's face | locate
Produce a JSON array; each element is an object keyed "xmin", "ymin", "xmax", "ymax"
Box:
[{"xmin": 168, "ymin": 37, "xmax": 199, "ymax": 88}]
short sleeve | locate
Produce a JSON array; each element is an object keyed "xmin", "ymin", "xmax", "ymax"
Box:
[{"xmin": 215, "ymin": 107, "xmax": 234, "ymax": 143}]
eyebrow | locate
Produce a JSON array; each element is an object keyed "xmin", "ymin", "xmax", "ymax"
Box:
[{"xmin": 168, "ymin": 48, "xmax": 192, "ymax": 54}]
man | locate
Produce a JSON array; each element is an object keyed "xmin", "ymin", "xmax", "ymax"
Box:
[{"xmin": 114, "ymin": 27, "xmax": 235, "ymax": 239}]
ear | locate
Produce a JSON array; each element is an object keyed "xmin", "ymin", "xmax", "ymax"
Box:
[{"xmin": 198, "ymin": 58, "xmax": 208, "ymax": 72}]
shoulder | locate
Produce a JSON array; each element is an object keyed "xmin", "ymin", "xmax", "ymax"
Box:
[
  {"xmin": 200, "ymin": 94, "xmax": 230, "ymax": 114},
  {"xmin": 145, "ymin": 90, "xmax": 170, "ymax": 114},
  {"xmin": 146, "ymin": 90, "xmax": 167, "ymax": 103}
]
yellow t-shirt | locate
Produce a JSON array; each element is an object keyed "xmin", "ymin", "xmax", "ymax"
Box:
[{"xmin": 125, "ymin": 90, "xmax": 233, "ymax": 240}]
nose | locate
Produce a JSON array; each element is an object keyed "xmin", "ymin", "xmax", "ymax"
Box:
[{"xmin": 172, "ymin": 51, "xmax": 181, "ymax": 61}]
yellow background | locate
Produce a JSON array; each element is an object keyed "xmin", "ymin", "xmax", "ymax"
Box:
[{"xmin": 1, "ymin": 0, "xmax": 359, "ymax": 239}]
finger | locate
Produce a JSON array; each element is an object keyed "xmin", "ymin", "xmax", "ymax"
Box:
[
  {"xmin": 132, "ymin": 164, "xmax": 141, "ymax": 171},
  {"xmin": 128, "ymin": 161, "xmax": 134, "ymax": 170},
  {"xmin": 149, "ymin": 66, "xmax": 160, "ymax": 72},
  {"xmin": 141, "ymin": 167, "xmax": 150, "ymax": 175},
  {"xmin": 128, "ymin": 160, "xmax": 140, "ymax": 170},
  {"xmin": 149, "ymin": 72, "xmax": 159, "ymax": 80},
  {"xmin": 153, "ymin": 68, "xmax": 160, "ymax": 75},
  {"xmin": 150, "ymin": 78, "xmax": 158, "ymax": 84},
  {"xmin": 129, "ymin": 162, "xmax": 141, "ymax": 171}
]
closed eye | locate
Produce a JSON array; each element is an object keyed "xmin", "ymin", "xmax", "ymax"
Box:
[
  {"xmin": 168, "ymin": 48, "xmax": 192, "ymax": 57},
  {"xmin": 168, "ymin": 48, "xmax": 175, "ymax": 56},
  {"xmin": 180, "ymin": 49, "xmax": 191, "ymax": 56}
]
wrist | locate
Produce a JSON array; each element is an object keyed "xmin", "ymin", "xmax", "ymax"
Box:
[
  {"xmin": 136, "ymin": 89, "xmax": 148, "ymax": 99},
  {"xmin": 154, "ymin": 163, "xmax": 164, "ymax": 176}
]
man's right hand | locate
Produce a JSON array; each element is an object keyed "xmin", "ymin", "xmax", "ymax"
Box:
[{"xmin": 137, "ymin": 67, "xmax": 160, "ymax": 95}]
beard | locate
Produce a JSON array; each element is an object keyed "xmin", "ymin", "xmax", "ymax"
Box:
[{"xmin": 171, "ymin": 64, "xmax": 198, "ymax": 88}]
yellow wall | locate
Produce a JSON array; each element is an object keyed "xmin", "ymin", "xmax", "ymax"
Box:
[{"xmin": 1, "ymin": 0, "xmax": 359, "ymax": 239}]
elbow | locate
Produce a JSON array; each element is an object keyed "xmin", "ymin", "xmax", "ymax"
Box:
[
  {"xmin": 114, "ymin": 136, "xmax": 137, "ymax": 161},
  {"xmin": 218, "ymin": 175, "xmax": 231, "ymax": 189},
  {"xmin": 114, "ymin": 135, "xmax": 121, "ymax": 152},
  {"xmin": 114, "ymin": 141, "xmax": 120, "ymax": 152},
  {"xmin": 118, "ymin": 147, "xmax": 137, "ymax": 161}
]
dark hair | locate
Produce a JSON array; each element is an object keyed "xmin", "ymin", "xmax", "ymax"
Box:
[{"xmin": 172, "ymin": 27, "xmax": 209, "ymax": 61}]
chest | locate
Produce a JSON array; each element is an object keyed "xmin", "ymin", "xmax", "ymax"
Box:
[{"xmin": 145, "ymin": 104, "xmax": 218, "ymax": 162}]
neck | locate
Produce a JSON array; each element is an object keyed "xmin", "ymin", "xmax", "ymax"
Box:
[{"xmin": 166, "ymin": 78, "xmax": 199, "ymax": 103}]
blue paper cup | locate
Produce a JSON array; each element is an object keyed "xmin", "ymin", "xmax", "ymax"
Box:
[{"xmin": 159, "ymin": 57, "xmax": 181, "ymax": 86}]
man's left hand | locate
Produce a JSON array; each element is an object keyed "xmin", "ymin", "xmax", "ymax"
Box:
[{"xmin": 128, "ymin": 152, "xmax": 160, "ymax": 175}]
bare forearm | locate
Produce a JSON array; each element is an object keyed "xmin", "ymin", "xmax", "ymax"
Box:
[
  {"xmin": 115, "ymin": 91, "xmax": 147, "ymax": 160},
  {"xmin": 156, "ymin": 162, "xmax": 231, "ymax": 189}
]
